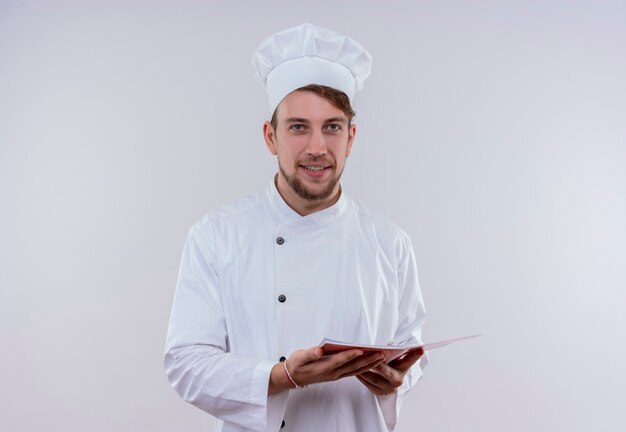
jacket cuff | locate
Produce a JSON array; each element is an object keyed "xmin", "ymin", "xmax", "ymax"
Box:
[
  {"xmin": 377, "ymin": 361, "xmax": 425, "ymax": 430},
  {"xmin": 249, "ymin": 360, "xmax": 291, "ymax": 431}
]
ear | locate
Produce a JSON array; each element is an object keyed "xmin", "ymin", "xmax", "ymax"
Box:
[
  {"xmin": 346, "ymin": 122, "xmax": 357, "ymax": 157},
  {"xmin": 263, "ymin": 121, "xmax": 278, "ymax": 156}
]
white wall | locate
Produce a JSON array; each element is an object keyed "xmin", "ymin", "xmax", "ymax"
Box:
[{"xmin": 1, "ymin": 1, "xmax": 624, "ymax": 430}]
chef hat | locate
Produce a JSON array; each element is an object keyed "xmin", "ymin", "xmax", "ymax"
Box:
[{"xmin": 251, "ymin": 23, "xmax": 373, "ymax": 114}]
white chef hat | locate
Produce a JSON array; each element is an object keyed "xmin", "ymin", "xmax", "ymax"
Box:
[{"xmin": 251, "ymin": 23, "xmax": 373, "ymax": 114}]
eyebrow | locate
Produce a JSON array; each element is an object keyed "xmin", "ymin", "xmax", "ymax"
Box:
[
  {"xmin": 285, "ymin": 117, "xmax": 310, "ymax": 124},
  {"xmin": 324, "ymin": 117, "xmax": 348, "ymax": 125},
  {"xmin": 285, "ymin": 117, "xmax": 348, "ymax": 124}
]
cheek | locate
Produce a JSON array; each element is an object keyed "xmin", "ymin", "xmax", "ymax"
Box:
[
  {"xmin": 277, "ymin": 137, "xmax": 306, "ymax": 156},
  {"xmin": 277, "ymin": 148, "xmax": 301, "ymax": 169}
]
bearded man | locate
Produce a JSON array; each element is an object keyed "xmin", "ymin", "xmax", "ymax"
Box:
[{"xmin": 165, "ymin": 23, "xmax": 427, "ymax": 432}]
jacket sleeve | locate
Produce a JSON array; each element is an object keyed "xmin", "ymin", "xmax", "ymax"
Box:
[
  {"xmin": 164, "ymin": 221, "xmax": 285, "ymax": 431},
  {"xmin": 377, "ymin": 233, "xmax": 428, "ymax": 431}
]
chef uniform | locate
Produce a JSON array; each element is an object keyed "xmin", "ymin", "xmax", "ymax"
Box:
[{"xmin": 164, "ymin": 24, "xmax": 427, "ymax": 432}]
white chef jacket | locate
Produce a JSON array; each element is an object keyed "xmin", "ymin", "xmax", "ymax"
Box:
[{"xmin": 164, "ymin": 180, "xmax": 427, "ymax": 432}]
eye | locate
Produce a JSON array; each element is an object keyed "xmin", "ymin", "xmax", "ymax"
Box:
[
  {"xmin": 326, "ymin": 123, "xmax": 342, "ymax": 132},
  {"xmin": 289, "ymin": 124, "xmax": 306, "ymax": 132}
]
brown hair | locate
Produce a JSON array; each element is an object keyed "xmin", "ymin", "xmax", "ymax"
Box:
[{"xmin": 270, "ymin": 84, "xmax": 356, "ymax": 130}]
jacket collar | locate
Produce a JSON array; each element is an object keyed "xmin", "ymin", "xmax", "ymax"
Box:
[{"xmin": 265, "ymin": 176, "xmax": 347, "ymax": 227}]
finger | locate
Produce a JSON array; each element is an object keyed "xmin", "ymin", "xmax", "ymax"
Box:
[
  {"xmin": 370, "ymin": 362, "xmax": 395, "ymax": 380},
  {"xmin": 356, "ymin": 374, "xmax": 382, "ymax": 390},
  {"xmin": 357, "ymin": 371, "xmax": 386, "ymax": 388},
  {"xmin": 356, "ymin": 374, "xmax": 388, "ymax": 396},
  {"xmin": 358, "ymin": 370, "xmax": 403, "ymax": 392},
  {"xmin": 389, "ymin": 348, "xmax": 423, "ymax": 372},
  {"xmin": 290, "ymin": 346, "xmax": 325, "ymax": 367},
  {"xmin": 304, "ymin": 346, "xmax": 324, "ymax": 362},
  {"xmin": 324, "ymin": 349, "xmax": 366, "ymax": 369},
  {"xmin": 367, "ymin": 363, "xmax": 405, "ymax": 389},
  {"xmin": 337, "ymin": 355, "xmax": 386, "ymax": 379},
  {"xmin": 334, "ymin": 352, "xmax": 384, "ymax": 378}
]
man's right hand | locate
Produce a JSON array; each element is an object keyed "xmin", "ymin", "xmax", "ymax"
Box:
[{"xmin": 268, "ymin": 346, "xmax": 385, "ymax": 395}]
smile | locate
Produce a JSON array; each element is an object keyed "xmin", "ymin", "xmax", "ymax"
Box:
[{"xmin": 301, "ymin": 165, "xmax": 330, "ymax": 172}]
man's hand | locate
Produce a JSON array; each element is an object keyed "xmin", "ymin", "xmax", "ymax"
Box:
[
  {"xmin": 356, "ymin": 347, "xmax": 424, "ymax": 396},
  {"xmin": 269, "ymin": 346, "xmax": 385, "ymax": 394}
]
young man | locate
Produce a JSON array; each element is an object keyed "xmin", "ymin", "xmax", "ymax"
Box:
[{"xmin": 165, "ymin": 24, "xmax": 427, "ymax": 432}]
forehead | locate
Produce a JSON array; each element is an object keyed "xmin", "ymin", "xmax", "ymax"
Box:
[{"xmin": 276, "ymin": 90, "xmax": 347, "ymax": 122}]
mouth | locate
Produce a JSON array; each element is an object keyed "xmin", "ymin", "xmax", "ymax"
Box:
[
  {"xmin": 300, "ymin": 165, "xmax": 331, "ymax": 172},
  {"xmin": 299, "ymin": 164, "xmax": 333, "ymax": 178}
]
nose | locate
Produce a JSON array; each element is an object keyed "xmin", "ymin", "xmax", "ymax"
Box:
[{"xmin": 306, "ymin": 129, "xmax": 327, "ymax": 156}]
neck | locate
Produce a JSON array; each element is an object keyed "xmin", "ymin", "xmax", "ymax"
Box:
[{"xmin": 274, "ymin": 174, "xmax": 341, "ymax": 216}]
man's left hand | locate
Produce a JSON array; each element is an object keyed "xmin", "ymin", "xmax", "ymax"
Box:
[{"xmin": 356, "ymin": 347, "xmax": 424, "ymax": 396}]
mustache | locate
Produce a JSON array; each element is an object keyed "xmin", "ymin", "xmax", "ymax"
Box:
[{"xmin": 297, "ymin": 157, "xmax": 334, "ymax": 166}]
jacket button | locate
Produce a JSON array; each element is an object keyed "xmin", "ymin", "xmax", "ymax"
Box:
[
  {"xmin": 278, "ymin": 294, "xmax": 286, "ymax": 303},
  {"xmin": 281, "ymin": 420, "xmax": 286, "ymax": 428},
  {"xmin": 279, "ymin": 356, "xmax": 286, "ymax": 362},
  {"xmin": 276, "ymin": 237, "xmax": 285, "ymax": 245}
]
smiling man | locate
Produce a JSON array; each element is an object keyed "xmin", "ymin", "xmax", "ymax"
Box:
[
  {"xmin": 265, "ymin": 85, "xmax": 355, "ymax": 214},
  {"xmin": 165, "ymin": 24, "xmax": 427, "ymax": 432}
]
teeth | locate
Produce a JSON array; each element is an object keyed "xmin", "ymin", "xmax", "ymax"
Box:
[{"xmin": 304, "ymin": 166, "xmax": 326, "ymax": 172}]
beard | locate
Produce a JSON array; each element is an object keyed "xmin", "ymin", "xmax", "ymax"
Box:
[{"xmin": 278, "ymin": 158, "xmax": 344, "ymax": 201}]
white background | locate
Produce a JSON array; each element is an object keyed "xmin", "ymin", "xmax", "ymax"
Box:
[{"xmin": 1, "ymin": 1, "xmax": 625, "ymax": 431}]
